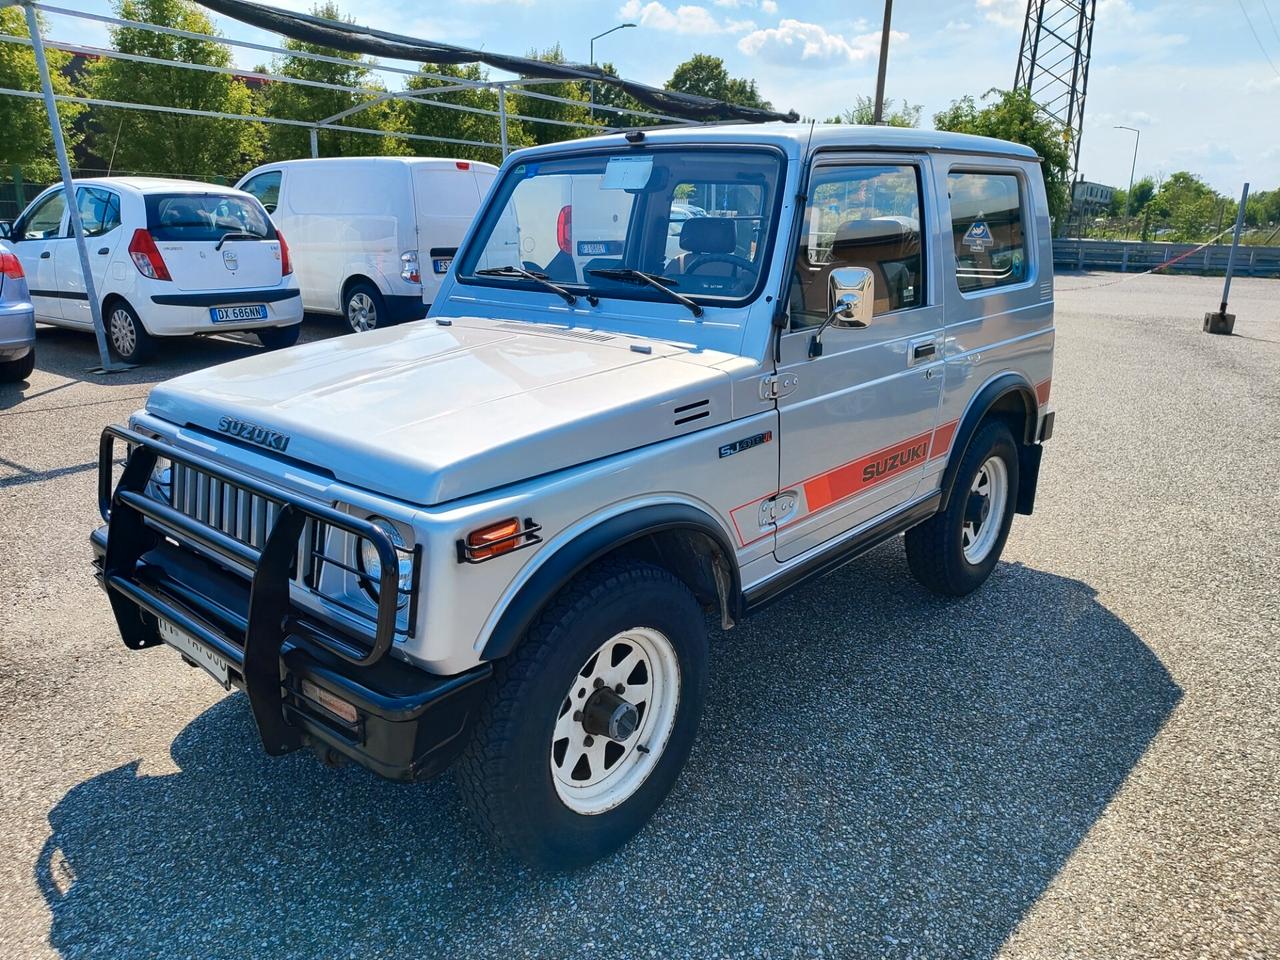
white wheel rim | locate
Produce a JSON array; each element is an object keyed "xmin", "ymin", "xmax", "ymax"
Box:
[
  {"xmin": 962, "ymin": 455, "xmax": 1008, "ymax": 564},
  {"xmin": 109, "ymin": 309, "xmax": 135, "ymax": 356},
  {"xmin": 550, "ymin": 626, "xmax": 680, "ymax": 815},
  {"xmin": 348, "ymin": 293, "xmax": 376, "ymax": 332}
]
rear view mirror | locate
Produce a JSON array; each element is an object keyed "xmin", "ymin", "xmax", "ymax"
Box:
[
  {"xmin": 808, "ymin": 266, "xmax": 874, "ymax": 359},
  {"xmin": 0, "ymin": 221, "xmax": 11, "ymax": 240}
]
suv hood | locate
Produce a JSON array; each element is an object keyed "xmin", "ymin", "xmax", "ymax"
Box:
[{"xmin": 146, "ymin": 317, "xmax": 734, "ymax": 505}]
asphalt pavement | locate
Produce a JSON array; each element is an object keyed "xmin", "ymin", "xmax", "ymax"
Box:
[{"xmin": 0, "ymin": 276, "xmax": 1277, "ymax": 959}]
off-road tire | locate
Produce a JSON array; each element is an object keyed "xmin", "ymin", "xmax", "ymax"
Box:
[
  {"xmin": 456, "ymin": 560, "xmax": 708, "ymax": 869},
  {"xmin": 106, "ymin": 299, "xmax": 155, "ymax": 363},
  {"xmin": 256, "ymin": 323, "xmax": 301, "ymax": 350},
  {"xmin": 0, "ymin": 348, "xmax": 35, "ymax": 383},
  {"xmin": 905, "ymin": 419, "xmax": 1020, "ymax": 596}
]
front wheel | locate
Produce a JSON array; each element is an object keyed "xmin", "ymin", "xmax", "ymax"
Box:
[
  {"xmin": 256, "ymin": 323, "xmax": 301, "ymax": 350},
  {"xmin": 456, "ymin": 560, "xmax": 708, "ymax": 869},
  {"xmin": 905, "ymin": 420, "xmax": 1020, "ymax": 596}
]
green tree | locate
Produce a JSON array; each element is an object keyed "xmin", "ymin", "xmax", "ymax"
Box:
[
  {"xmin": 934, "ymin": 89, "xmax": 1072, "ymax": 222},
  {"xmin": 1148, "ymin": 171, "xmax": 1225, "ymax": 241},
  {"xmin": 512, "ymin": 45, "xmax": 592, "ymax": 146},
  {"xmin": 1108, "ymin": 175, "xmax": 1155, "ymax": 218},
  {"xmin": 666, "ymin": 54, "xmax": 771, "ymax": 110},
  {"xmin": 0, "ymin": 8, "xmax": 85, "ymax": 181},
  {"xmin": 86, "ymin": 0, "xmax": 260, "ymax": 181},
  {"xmin": 1245, "ymin": 188, "xmax": 1280, "ymax": 229},
  {"xmin": 590, "ymin": 61, "xmax": 647, "ymax": 128},
  {"xmin": 261, "ymin": 2, "xmax": 408, "ymax": 160},
  {"xmin": 826, "ymin": 95, "xmax": 920, "ymax": 128},
  {"xmin": 401, "ymin": 63, "xmax": 531, "ymax": 163}
]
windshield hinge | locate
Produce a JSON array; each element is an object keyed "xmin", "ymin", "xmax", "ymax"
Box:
[
  {"xmin": 759, "ymin": 373, "xmax": 799, "ymax": 401},
  {"xmin": 758, "ymin": 491, "xmax": 799, "ymax": 527}
]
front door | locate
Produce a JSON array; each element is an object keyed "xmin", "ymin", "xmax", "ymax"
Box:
[
  {"xmin": 55, "ymin": 186, "xmax": 124, "ymax": 328},
  {"xmin": 10, "ymin": 188, "xmax": 69, "ymax": 322},
  {"xmin": 772, "ymin": 156, "xmax": 944, "ymax": 562}
]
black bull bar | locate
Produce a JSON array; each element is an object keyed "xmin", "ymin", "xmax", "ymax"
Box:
[{"xmin": 96, "ymin": 425, "xmax": 409, "ymax": 757}]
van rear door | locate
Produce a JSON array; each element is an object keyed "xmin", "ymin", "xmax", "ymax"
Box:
[
  {"xmin": 145, "ymin": 192, "xmax": 284, "ymax": 291},
  {"xmin": 410, "ymin": 164, "xmax": 484, "ymax": 306}
]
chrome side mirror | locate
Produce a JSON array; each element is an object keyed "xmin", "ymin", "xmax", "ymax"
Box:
[{"xmin": 809, "ymin": 266, "xmax": 873, "ymax": 358}]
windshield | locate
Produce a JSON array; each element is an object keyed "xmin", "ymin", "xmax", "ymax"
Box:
[
  {"xmin": 457, "ymin": 147, "xmax": 783, "ymax": 305},
  {"xmin": 144, "ymin": 193, "xmax": 275, "ymax": 242}
]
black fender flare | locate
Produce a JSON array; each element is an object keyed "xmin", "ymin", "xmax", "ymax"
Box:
[
  {"xmin": 480, "ymin": 503, "xmax": 742, "ymax": 662},
  {"xmin": 939, "ymin": 373, "xmax": 1039, "ymax": 513}
]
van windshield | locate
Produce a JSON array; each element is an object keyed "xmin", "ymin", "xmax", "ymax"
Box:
[
  {"xmin": 456, "ymin": 147, "xmax": 783, "ymax": 306},
  {"xmin": 145, "ymin": 193, "xmax": 275, "ymax": 243}
]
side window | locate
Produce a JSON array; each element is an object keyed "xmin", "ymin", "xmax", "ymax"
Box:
[
  {"xmin": 241, "ymin": 171, "xmax": 282, "ymax": 213},
  {"xmin": 75, "ymin": 187, "xmax": 121, "ymax": 238},
  {"xmin": 788, "ymin": 164, "xmax": 924, "ymax": 329},
  {"xmin": 19, "ymin": 190, "xmax": 68, "ymax": 241},
  {"xmin": 947, "ymin": 171, "xmax": 1027, "ymax": 293}
]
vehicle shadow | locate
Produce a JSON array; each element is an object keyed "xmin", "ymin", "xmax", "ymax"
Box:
[{"xmin": 36, "ymin": 549, "xmax": 1180, "ymax": 959}]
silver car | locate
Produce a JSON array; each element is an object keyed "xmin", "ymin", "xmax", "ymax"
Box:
[{"xmin": 0, "ymin": 239, "xmax": 36, "ymax": 383}]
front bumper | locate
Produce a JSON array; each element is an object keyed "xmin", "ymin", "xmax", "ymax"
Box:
[{"xmin": 93, "ymin": 426, "xmax": 491, "ymax": 781}]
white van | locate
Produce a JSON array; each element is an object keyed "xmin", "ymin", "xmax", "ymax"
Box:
[{"xmin": 237, "ymin": 157, "xmax": 498, "ymax": 333}]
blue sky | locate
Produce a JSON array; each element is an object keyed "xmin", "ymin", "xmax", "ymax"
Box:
[{"xmin": 55, "ymin": 0, "xmax": 1280, "ymax": 193}]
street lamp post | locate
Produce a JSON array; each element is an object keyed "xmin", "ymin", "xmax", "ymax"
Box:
[
  {"xmin": 1115, "ymin": 124, "xmax": 1140, "ymax": 239},
  {"xmin": 589, "ymin": 23, "xmax": 636, "ymax": 124}
]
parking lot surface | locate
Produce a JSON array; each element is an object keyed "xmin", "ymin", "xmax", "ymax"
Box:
[{"xmin": 1, "ymin": 276, "xmax": 1277, "ymax": 960}]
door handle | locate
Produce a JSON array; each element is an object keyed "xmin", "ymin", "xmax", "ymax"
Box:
[
  {"xmin": 40, "ymin": 251, "xmax": 50, "ymax": 259},
  {"xmin": 912, "ymin": 342, "xmax": 936, "ymax": 361}
]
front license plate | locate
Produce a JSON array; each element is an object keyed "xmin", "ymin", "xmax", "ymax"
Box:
[
  {"xmin": 432, "ymin": 257, "xmax": 452, "ymax": 274},
  {"xmin": 210, "ymin": 304, "xmax": 268, "ymax": 323},
  {"xmin": 158, "ymin": 618, "xmax": 231, "ymax": 687}
]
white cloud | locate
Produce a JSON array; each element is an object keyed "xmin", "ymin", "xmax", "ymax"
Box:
[
  {"xmin": 761, "ymin": 0, "xmax": 778, "ymax": 11},
  {"xmin": 944, "ymin": 19, "xmax": 972, "ymax": 32},
  {"xmin": 737, "ymin": 19, "xmax": 904, "ymax": 65},
  {"xmin": 975, "ymin": 0, "xmax": 1023, "ymax": 28},
  {"xmin": 618, "ymin": 0, "xmax": 749, "ymax": 34}
]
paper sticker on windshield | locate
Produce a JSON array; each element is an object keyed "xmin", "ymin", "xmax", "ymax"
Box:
[
  {"xmin": 603, "ymin": 156, "xmax": 654, "ymax": 190},
  {"xmin": 963, "ymin": 219, "xmax": 993, "ymax": 252}
]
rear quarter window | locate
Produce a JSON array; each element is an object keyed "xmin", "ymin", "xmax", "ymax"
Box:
[
  {"xmin": 146, "ymin": 193, "xmax": 275, "ymax": 242},
  {"xmin": 947, "ymin": 171, "xmax": 1028, "ymax": 293}
]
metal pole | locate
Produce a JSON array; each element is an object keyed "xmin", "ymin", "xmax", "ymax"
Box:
[
  {"xmin": 1115, "ymin": 124, "xmax": 1139, "ymax": 238},
  {"xmin": 497, "ymin": 83, "xmax": 509, "ymax": 158},
  {"xmin": 589, "ymin": 37, "xmax": 594, "ymax": 125},
  {"xmin": 872, "ymin": 0, "xmax": 893, "ymax": 124},
  {"xmin": 22, "ymin": 2, "xmax": 121, "ymax": 372},
  {"xmin": 309, "ymin": 127, "xmax": 319, "ymax": 158},
  {"xmin": 1219, "ymin": 183, "xmax": 1249, "ymax": 314}
]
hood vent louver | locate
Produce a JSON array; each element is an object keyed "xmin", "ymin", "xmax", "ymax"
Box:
[
  {"xmin": 493, "ymin": 321, "xmax": 615, "ymax": 343},
  {"xmin": 673, "ymin": 398, "xmax": 710, "ymax": 426}
]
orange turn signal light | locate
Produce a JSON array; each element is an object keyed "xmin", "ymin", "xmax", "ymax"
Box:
[{"xmin": 467, "ymin": 517, "xmax": 522, "ymax": 561}]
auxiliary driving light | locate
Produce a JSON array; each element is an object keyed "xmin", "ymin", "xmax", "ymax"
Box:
[{"xmin": 299, "ymin": 678, "xmax": 359, "ymax": 724}]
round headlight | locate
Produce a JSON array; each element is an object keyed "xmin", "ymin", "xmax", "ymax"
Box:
[
  {"xmin": 147, "ymin": 457, "xmax": 173, "ymax": 503},
  {"xmin": 358, "ymin": 516, "xmax": 413, "ymax": 608}
]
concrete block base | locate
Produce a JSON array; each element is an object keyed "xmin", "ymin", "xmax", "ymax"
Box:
[{"xmin": 1203, "ymin": 312, "xmax": 1236, "ymax": 335}]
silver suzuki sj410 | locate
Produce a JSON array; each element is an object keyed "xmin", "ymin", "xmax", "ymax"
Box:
[{"xmin": 94, "ymin": 124, "xmax": 1055, "ymax": 868}]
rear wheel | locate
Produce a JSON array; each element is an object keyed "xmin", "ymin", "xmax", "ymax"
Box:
[
  {"xmin": 0, "ymin": 348, "xmax": 35, "ymax": 383},
  {"xmin": 256, "ymin": 323, "xmax": 301, "ymax": 350},
  {"xmin": 905, "ymin": 420, "xmax": 1020, "ymax": 596},
  {"xmin": 344, "ymin": 281, "xmax": 386, "ymax": 334},
  {"xmin": 107, "ymin": 300, "xmax": 154, "ymax": 363},
  {"xmin": 456, "ymin": 560, "xmax": 708, "ymax": 869}
]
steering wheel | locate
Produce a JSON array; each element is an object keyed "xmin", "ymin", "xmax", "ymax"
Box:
[{"xmin": 682, "ymin": 252, "xmax": 759, "ymax": 277}]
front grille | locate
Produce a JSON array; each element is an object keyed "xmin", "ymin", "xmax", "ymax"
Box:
[{"xmin": 169, "ymin": 461, "xmax": 283, "ymax": 550}]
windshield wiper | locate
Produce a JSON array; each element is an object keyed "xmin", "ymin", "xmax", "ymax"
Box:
[
  {"xmin": 586, "ymin": 268, "xmax": 703, "ymax": 318},
  {"xmin": 474, "ymin": 266, "xmax": 597, "ymax": 307},
  {"xmin": 215, "ymin": 231, "xmax": 265, "ymax": 250}
]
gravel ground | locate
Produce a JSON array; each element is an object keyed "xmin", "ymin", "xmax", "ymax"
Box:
[{"xmin": 0, "ymin": 276, "xmax": 1276, "ymax": 960}]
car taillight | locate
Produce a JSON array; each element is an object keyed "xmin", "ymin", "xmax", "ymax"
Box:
[
  {"xmin": 277, "ymin": 230, "xmax": 292, "ymax": 277},
  {"xmin": 128, "ymin": 229, "xmax": 171, "ymax": 281},
  {"xmin": 400, "ymin": 250, "xmax": 420, "ymax": 284},
  {"xmin": 556, "ymin": 205, "xmax": 572, "ymax": 256},
  {"xmin": 0, "ymin": 252, "xmax": 22, "ymax": 279}
]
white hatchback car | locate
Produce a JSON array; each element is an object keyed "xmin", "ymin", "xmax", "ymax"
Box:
[{"xmin": 4, "ymin": 178, "xmax": 302, "ymax": 362}]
